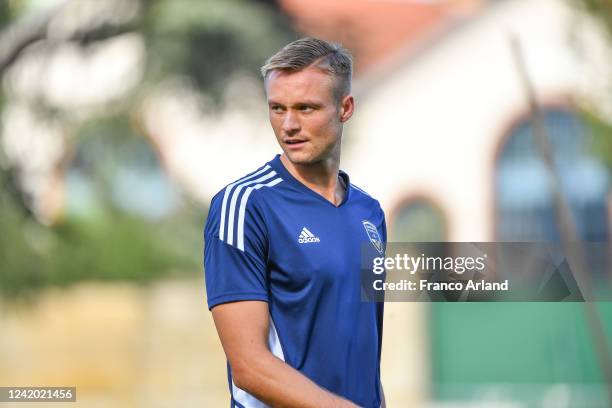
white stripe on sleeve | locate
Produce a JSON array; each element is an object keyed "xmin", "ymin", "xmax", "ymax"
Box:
[
  {"xmin": 219, "ymin": 165, "xmax": 271, "ymax": 241},
  {"xmin": 227, "ymin": 171, "xmax": 276, "ymax": 246},
  {"xmin": 236, "ymin": 178, "xmax": 282, "ymax": 251}
]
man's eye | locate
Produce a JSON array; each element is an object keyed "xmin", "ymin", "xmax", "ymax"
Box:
[
  {"xmin": 270, "ymin": 106, "xmax": 284, "ymax": 112},
  {"xmin": 299, "ymin": 106, "xmax": 314, "ymax": 112}
]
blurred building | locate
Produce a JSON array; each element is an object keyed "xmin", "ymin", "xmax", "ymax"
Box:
[
  {"xmin": 274, "ymin": 0, "xmax": 612, "ymax": 406},
  {"xmin": 274, "ymin": 0, "xmax": 610, "ymax": 243},
  {"xmin": 140, "ymin": 0, "xmax": 611, "ymax": 404}
]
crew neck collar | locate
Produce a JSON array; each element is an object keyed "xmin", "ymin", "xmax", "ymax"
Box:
[{"xmin": 269, "ymin": 154, "xmax": 351, "ymax": 207}]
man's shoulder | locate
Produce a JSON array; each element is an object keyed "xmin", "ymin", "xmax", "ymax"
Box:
[
  {"xmin": 206, "ymin": 161, "xmax": 283, "ymax": 240},
  {"xmin": 209, "ymin": 162, "xmax": 282, "ymax": 209},
  {"xmin": 350, "ymin": 182, "xmax": 382, "ymax": 209}
]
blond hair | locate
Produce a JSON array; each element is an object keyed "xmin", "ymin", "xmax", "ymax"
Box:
[{"xmin": 261, "ymin": 37, "xmax": 353, "ymax": 103}]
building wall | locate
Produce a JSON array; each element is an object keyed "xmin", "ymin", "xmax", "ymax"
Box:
[
  {"xmin": 344, "ymin": 0, "xmax": 611, "ymax": 241},
  {"xmin": 0, "ymin": 280, "xmax": 425, "ymax": 407},
  {"xmin": 341, "ymin": 0, "xmax": 611, "ymax": 405},
  {"xmin": 0, "ymin": 280, "xmax": 228, "ymax": 407}
]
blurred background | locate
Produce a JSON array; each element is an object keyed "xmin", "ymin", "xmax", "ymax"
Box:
[{"xmin": 0, "ymin": 0, "xmax": 611, "ymax": 407}]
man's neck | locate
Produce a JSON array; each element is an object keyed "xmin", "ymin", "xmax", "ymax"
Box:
[{"xmin": 280, "ymin": 154, "xmax": 345, "ymax": 206}]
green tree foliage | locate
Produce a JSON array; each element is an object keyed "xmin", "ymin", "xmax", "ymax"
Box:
[
  {"xmin": 571, "ymin": 0, "xmax": 612, "ymax": 172},
  {"xmin": 143, "ymin": 0, "xmax": 294, "ymax": 105},
  {"xmin": 0, "ymin": 196, "xmax": 199, "ymax": 297},
  {"xmin": 581, "ymin": 110, "xmax": 612, "ymax": 172},
  {"xmin": 573, "ymin": 0, "xmax": 612, "ymax": 40},
  {"xmin": 0, "ymin": 114, "xmax": 202, "ymax": 297},
  {"xmin": 0, "ymin": 0, "xmax": 296, "ymax": 295}
]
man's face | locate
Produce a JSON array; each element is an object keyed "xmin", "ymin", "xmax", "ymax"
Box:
[{"xmin": 265, "ymin": 66, "xmax": 352, "ymax": 166}]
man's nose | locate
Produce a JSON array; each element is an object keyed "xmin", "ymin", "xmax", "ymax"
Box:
[{"xmin": 282, "ymin": 111, "xmax": 300, "ymax": 134}]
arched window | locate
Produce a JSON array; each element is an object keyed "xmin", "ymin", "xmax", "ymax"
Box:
[
  {"xmin": 430, "ymin": 110, "xmax": 610, "ymax": 406},
  {"xmin": 495, "ymin": 108, "xmax": 609, "ymax": 242},
  {"xmin": 391, "ymin": 199, "xmax": 446, "ymax": 242},
  {"xmin": 66, "ymin": 122, "xmax": 180, "ymax": 219}
]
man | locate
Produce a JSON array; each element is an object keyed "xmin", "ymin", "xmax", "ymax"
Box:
[{"xmin": 204, "ymin": 37, "xmax": 386, "ymax": 407}]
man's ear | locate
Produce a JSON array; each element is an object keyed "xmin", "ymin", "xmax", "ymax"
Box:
[{"xmin": 339, "ymin": 95, "xmax": 354, "ymax": 123}]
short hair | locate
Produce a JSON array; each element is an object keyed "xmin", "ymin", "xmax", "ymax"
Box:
[{"xmin": 260, "ymin": 37, "xmax": 353, "ymax": 103}]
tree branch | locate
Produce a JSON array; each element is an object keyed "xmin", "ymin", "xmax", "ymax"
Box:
[
  {"xmin": 0, "ymin": 0, "xmax": 140, "ymax": 74},
  {"xmin": 0, "ymin": 3, "xmax": 65, "ymax": 74}
]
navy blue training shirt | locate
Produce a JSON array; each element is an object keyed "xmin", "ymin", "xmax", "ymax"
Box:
[{"xmin": 204, "ymin": 154, "xmax": 386, "ymax": 408}]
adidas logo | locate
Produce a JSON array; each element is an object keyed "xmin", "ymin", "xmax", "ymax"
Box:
[{"xmin": 298, "ymin": 227, "xmax": 320, "ymax": 244}]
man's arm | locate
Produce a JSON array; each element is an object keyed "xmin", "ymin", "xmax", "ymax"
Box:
[{"xmin": 212, "ymin": 300, "xmax": 359, "ymax": 408}]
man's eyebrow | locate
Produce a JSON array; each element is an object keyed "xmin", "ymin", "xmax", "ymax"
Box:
[
  {"xmin": 268, "ymin": 100, "xmax": 323, "ymax": 107},
  {"xmin": 294, "ymin": 100, "xmax": 323, "ymax": 106}
]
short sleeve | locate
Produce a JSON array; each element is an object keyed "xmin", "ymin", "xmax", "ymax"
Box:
[{"xmin": 204, "ymin": 189, "xmax": 269, "ymax": 310}]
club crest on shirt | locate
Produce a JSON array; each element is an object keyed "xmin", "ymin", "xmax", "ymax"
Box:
[{"xmin": 362, "ymin": 220, "xmax": 383, "ymax": 254}]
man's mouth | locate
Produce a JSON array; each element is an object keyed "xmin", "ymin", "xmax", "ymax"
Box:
[{"xmin": 284, "ymin": 139, "xmax": 308, "ymax": 148}]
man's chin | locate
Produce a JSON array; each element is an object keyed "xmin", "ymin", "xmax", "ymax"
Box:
[{"xmin": 283, "ymin": 151, "xmax": 316, "ymax": 166}]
